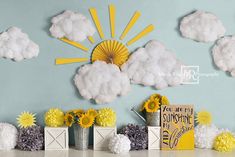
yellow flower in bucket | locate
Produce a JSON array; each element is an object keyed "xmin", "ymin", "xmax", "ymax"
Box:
[
  {"xmin": 87, "ymin": 109, "xmax": 98, "ymax": 118},
  {"xmin": 144, "ymin": 98, "xmax": 160, "ymax": 113},
  {"xmin": 161, "ymin": 96, "xmax": 170, "ymax": 105},
  {"xmin": 79, "ymin": 114, "xmax": 94, "ymax": 128},
  {"xmin": 64, "ymin": 113, "xmax": 74, "ymax": 127}
]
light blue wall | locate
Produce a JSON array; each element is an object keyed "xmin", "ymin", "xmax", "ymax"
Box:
[{"xmin": 0, "ymin": 0, "xmax": 235, "ymax": 132}]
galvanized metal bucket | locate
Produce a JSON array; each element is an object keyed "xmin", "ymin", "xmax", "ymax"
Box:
[
  {"xmin": 146, "ymin": 110, "xmax": 160, "ymax": 126},
  {"xmin": 74, "ymin": 125, "xmax": 89, "ymax": 150}
]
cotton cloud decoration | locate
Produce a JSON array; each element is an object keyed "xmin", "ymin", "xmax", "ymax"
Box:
[
  {"xmin": 180, "ymin": 10, "xmax": 226, "ymax": 42},
  {"xmin": 212, "ymin": 36, "xmax": 235, "ymax": 77},
  {"xmin": 0, "ymin": 27, "xmax": 39, "ymax": 61},
  {"xmin": 121, "ymin": 40, "xmax": 186, "ymax": 89},
  {"xmin": 74, "ymin": 61, "xmax": 131, "ymax": 104},
  {"xmin": 49, "ymin": 10, "xmax": 96, "ymax": 42}
]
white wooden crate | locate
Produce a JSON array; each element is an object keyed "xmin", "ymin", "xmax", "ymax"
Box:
[
  {"xmin": 93, "ymin": 125, "xmax": 116, "ymax": 150},
  {"xmin": 44, "ymin": 127, "xmax": 69, "ymax": 150},
  {"xmin": 148, "ymin": 126, "xmax": 161, "ymax": 150}
]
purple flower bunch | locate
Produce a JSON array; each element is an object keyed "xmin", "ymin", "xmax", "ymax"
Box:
[
  {"xmin": 17, "ymin": 125, "xmax": 44, "ymax": 151},
  {"xmin": 119, "ymin": 124, "xmax": 148, "ymax": 150}
]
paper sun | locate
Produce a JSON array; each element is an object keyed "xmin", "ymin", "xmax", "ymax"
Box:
[
  {"xmin": 212, "ymin": 36, "xmax": 235, "ymax": 77},
  {"xmin": 74, "ymin": 61, "xmax": 131, "ymax": 104},
  {"xmin": 196, "ymin": 110, "xmax": 212, "ymax": 125},
  {"xmin": 49, "ymin": 10, "xmax": 96, "ymax": 42},
  {"xmin": 17, "ymin": 112, "xmax": 36, "ymax": 128},
  {"xmin": 0, "ymin": 27, "xmax": 39, "ymax": 61},
  {"xmin": 121, "ymin": 40, "xmax": 186, "ymax": 89},
  {"xmin": 180, "ymin": 10, "xmax": 225, "ymax": 42}
]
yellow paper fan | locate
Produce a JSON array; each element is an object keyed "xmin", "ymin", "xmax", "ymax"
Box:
[{"xmin": 91, "ymin": 40, "xmax": 129, "ymax": 67}]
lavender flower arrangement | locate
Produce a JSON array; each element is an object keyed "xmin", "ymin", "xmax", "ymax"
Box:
[
  {"xmin": 17, "ymin": 125, "xmax": 44, "ymax": 151},
  {"xmin": 119, "ymin": 124, "xmax": 148, "ymax": 150}
]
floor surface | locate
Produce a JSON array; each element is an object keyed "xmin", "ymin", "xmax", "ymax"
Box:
[{"xmin": 0, "ymin": 148, "xmax": 235, "ymax": 157}]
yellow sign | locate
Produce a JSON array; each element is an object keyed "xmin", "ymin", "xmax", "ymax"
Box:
[{"xmin": 161, "ymin": 105, "xmax": 194, "ymax": 150}]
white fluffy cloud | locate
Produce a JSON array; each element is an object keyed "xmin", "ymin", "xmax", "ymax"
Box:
[
  {"xmin": 180, "ymin": 10, "xmax": 226, "ymax": 42},
  {"xmin": 212, "ymin": 36, "xmax": 235, "ymax": 77},
  {"xmin": 0, "ymin": 27, "xmax": 39, "ymax": 61},
  {"xmin": 74, "ymin": 61, "xmax": 131, "ymax": 104},
  {"xmin": 50, "ymin": 10, "xmax": 96, "ymax": 42},
  {"xmin": 121, "ymin": 40, "xmax": 186, "ymax": 89}
]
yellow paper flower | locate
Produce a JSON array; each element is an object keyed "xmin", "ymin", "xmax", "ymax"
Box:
[
  {"xmin": 87, "ymin": 109, "xmax": 98, "ymax": 118},
  {"xmin": 161, "ymin": 96, "xmax": 170, "ymax": 105},
  {"xmin": 213, "ymin": 132, "xmax": 235, "ymax": 152},
  {"xmin": 196, "ymin": 111, "xmax": 212, "ymax": 125},
  {"xmin": 44, "ymin": 108, "xmax": 64, "ymax": 127},
  {"xmin": 17, "ymin": 112, "xmax": 36, "ymax": 128},
  {"xmin": 96, "ymin": 108, "xmax": 116, "ymax": 127},
  {"xmin": 64, "ymin": 113, "xmax": 74, "ymax": 127},
  {"xmin": 79, "ymin": 114, "xmax": 94, "ymax": 128},
  {"xmin": 144, "ymin": 99, "xmax": 160, "ymax": 113}
]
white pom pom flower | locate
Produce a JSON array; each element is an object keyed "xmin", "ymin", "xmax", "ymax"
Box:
[
  {"xmin": 109, "ymin": 134, "xmax": 131, "ymax": 154},
  {"xmin": 194, "ymin": 124, "xmax": 219, "ymax": 149},
  {"xmin": 212, "ymin": 36, "xmax": 235, "ymax": 77},
  {"xmin": 49, "ymin": 10, "xmax": 96, "ymax": 42},
  {"xmin": 0, "ymin": 123, "xmax": 18, "ymax": 150},
  {"xmin": 180, "ymin": 10, "xmax": 225, "ymax": 42}
]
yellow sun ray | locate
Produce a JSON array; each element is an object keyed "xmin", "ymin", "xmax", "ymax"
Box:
[
  {"xmin": 88, "ymin": 36, "xmax": 95, "ymax": 44},
  {"xmin": 120, "ymin": 11, "xmax": 141, "ymax": 40},
  {"xmin": 60, "ymin": 37, "xmax": 89, "ymax": 52},
  {"xmin": 109, "ymin": 4, "xmax": 116, "ymax": 38},
  {"xmin": 55, "ymin": 58, "xmax": 89, "ymax": 65},
  {"xmin": 126, "ymin": 24, "xmax": 154, "ymax": 46},
  {"xmin": 89, "ymin": 8, "xmax": 105, "ymax": 39}
]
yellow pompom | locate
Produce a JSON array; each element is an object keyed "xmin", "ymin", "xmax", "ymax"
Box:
[
  {"xmin": 213, "ymin": 132, "xmax": 235, "ymax": 152},
  {"xmin": 44, "ymin": 108, "xmax": 64, "ymax": 127},
  {"xmin": 96, "ymin": 108, "xmax": 116, "ymax": 127}
]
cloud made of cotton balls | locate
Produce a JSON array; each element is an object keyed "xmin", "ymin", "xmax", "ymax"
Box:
[
  {"xmin": 180, "ymin": 10, "xmax": 226, "ymax": 42},
  {"xmin": 49, "ymin": 10, "xmax": 96, "ymax": 42},
  {"xmin": 0, "ymin": 27, "xmax": 39, "ymax": 61},
  {"xmin": 121, "ymin": 40, "xmax": 186, "ymax": 90},
  {"xmin": 212, "ymin": 36, "xmax": 235, "ymax": 77},
  {"xmin": 74, "ymin": 61, "xmax": 131, "ymax": 104}
]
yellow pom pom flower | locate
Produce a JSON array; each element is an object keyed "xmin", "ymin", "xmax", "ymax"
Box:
[
  {"xmin": 213, "ymin": 132, "xmax": 235, "ymax": 152},
  {"xmin": 17, "ymin": 112, "xmax": 36, "ymax": 128},
  {"xmin": 44, "ymin": 108, "xmax": 64, "ymax": 127},
  {"xmin": 64, "ymin": 113, "xmax": 74, "ymax": 127},
  {"xmin": 96, "ymin": 108, "xmax": 116, "ymax": 127},
  {"xmin": 79, "ymin": 114, "xmax": 94, "ymax": 128},
  {"xmin": 196, "ymin": 111, "xmax": 212, "ymax": 125},
  {"xmin": 144, "ymin": 98, "xmax": 160, "ymax": 113}
]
